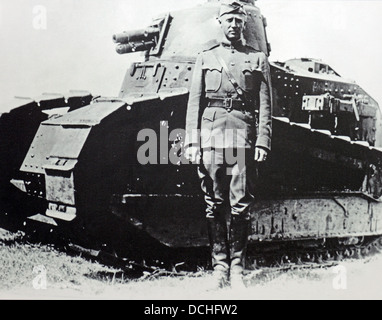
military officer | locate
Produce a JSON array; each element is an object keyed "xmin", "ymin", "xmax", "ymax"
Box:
[{"xmin": 184, "ymin": 1, "xmax": 272, "ymax": 289}]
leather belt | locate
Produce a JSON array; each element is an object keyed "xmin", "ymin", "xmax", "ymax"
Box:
[{"xmin": 207, "ymin": 98, "xmax": 248, "ymax": 112}]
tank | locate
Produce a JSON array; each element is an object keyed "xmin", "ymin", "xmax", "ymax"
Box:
[{"xmin": 2, "ymin": 0, "xmax": 382, "ymax": 263}]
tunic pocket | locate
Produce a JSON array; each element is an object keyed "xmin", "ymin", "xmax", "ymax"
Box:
[
  {"xmin": 242, "ymin": 68, "xmax": 255, "ymax": 92},
  {"xmin": 204, "ymin": 67, "xmax": 222, "ymax": 92},
  {"xmin": 200, "ymin": 108, "xmax": 216, "ymax": 146},
  {"xmin": 242, "ymin": 66, "xmax": 263, "ymax": 92}
]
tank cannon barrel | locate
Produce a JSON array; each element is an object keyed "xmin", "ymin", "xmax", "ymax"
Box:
[
  {"xmin": 113, "ymin": 27, "xmax": 160, "ymax": 45},
  {"xmin": 113, "ymin": 26, "xmax": 160, "ymax": 55},
  {"xmin": 115, "ymin": 40, "xmax": 156, "ymax": 54}
]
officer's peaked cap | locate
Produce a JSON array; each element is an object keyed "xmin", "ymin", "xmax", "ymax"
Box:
[{"xmin": 219, "ymin": 1, "xmax": 247, "ymax": 18}]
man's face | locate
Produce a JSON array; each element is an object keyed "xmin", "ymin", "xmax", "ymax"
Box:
[{"xmin": 219, "ymin": 13, "xmax": 246, "ymax": 42}]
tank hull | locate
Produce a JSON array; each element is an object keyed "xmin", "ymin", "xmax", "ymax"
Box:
[{"xmin": 11, "ymin": 87, "xmax": 382, "ymax": 249}]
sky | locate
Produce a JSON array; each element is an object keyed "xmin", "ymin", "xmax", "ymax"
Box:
[{"xmin": 0, "ymin": 0, "xmax": 381, "ymax": 112}]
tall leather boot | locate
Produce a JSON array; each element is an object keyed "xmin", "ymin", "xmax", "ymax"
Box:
[
  {"xmin": 207, "ymin": 214, "xmax": 230, "ymax": 289},
  {"xmin": 229, "ymin": 214, "xmax": 250, "ymax": 289}
]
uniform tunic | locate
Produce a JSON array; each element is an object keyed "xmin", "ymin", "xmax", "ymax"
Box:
[
  {"xmin": 186, "ymin": 38, "xmax": 272, "ymax": 150},
  {"xmin": 185, "ymin": 38, "xmax": 273, "ymax": 216}
]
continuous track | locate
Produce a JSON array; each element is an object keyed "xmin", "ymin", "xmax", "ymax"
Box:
[
  {"xmin": 37, "ymin": 228, "xmax": 382, "ymax": 277},
  {"xmin": 1, "ymin": 215, "xmax": 382, "ymax": 284}
]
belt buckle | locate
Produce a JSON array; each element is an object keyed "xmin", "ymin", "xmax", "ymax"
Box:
[{"xmin": 224, "ymin": 98, "xmax": 233, "ymax": 112}]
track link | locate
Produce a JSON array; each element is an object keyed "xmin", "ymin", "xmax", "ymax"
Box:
[
  {"xmin": 63, "ymin": 235, "xmax": 382, "ymax": 280},
  {"xmin": 1, "ymin": 224, "xmax": 382, "ymax": 282}
]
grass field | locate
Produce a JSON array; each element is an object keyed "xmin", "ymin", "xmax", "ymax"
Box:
[{"xmin": 1, "ymin": 228, "xmax": 382, "ymax": 300}]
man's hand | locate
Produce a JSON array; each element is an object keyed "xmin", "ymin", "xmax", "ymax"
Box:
[
  {"xmin": 254, "ymin": 147, "xmax": 268, "ymax": 162},
  {"xmin": 184, "ymin": 146, "xmax": 201, "ymax": 164}
]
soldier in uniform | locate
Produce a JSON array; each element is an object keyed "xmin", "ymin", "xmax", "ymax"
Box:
[{"xmin": 184, "ymin": 1, "xmax": 272, "ymax": 288}]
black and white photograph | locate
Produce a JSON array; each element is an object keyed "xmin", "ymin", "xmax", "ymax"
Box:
[{"xmin": 1, "ymin": 0, "xmax": 382, "ymax": 303}]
